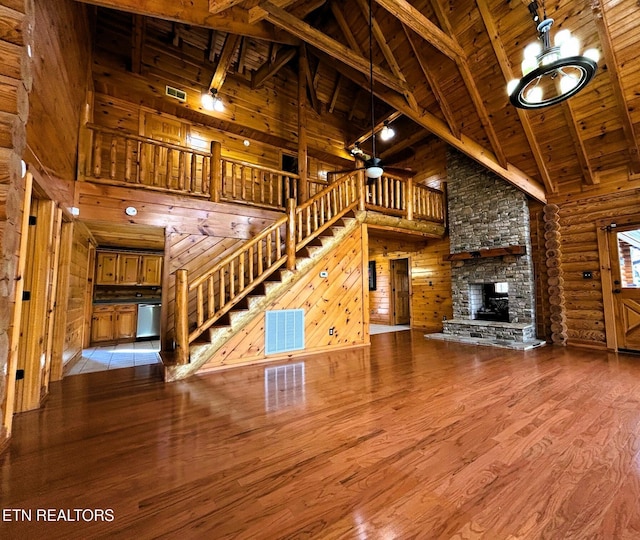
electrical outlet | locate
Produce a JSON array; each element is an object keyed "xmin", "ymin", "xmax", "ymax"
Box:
[{"xmin": 329, "ymin": 327, "xmax": 334, "ymax": 335}]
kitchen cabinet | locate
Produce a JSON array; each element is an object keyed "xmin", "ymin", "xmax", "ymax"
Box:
[
  {"xmin": 91, "ymin": 304, "xmax": 138, "ymax": 344},
  {"xmin": 95, "ymin": 252, "xmax": 163, "ymax": 286},
  {"xmin": 139, "ymin": 255, "xmax": 163, "ymax": 286},
  {"xmin": 119, "ymin": 254, "xmax": 143, "ymax": 285},
  {"xmin": 95, "ymin": 253, "xmax": 118, "ymax": 285}
]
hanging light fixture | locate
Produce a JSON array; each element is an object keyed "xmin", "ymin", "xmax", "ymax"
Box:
[
  {"xmin": 507, "ymin": 1, "xmax": 600, "ymax": 109},
  {"xmin": 365, "ymin": 0, "xmax": 383, "ymax": 180},
  {"xmin": 201, "ymin": 89, "xmax": 224, "ymax": 112},
  {"xmin": 380, "ymin": 121, "xmax": 395, "ymax": 142}
]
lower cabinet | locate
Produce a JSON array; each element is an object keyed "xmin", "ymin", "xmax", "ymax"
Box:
[{"xmin": 91, "ymin": 304, "xmax": 138, "ymax": 344}]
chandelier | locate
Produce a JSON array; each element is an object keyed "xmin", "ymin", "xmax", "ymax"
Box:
[{"xmin": 507, "ymin": 1, "xmax": 600, "ymax": 109}]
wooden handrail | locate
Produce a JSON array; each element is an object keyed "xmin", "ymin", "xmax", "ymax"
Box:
[{"xmin": 189, "ymin": 217, "xmax": 287, "ymax": 291}]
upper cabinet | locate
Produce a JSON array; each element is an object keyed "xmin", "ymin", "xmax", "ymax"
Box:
[{"xmin": 96, "ymin": 252, "xmax": 163, "ymax": 286}]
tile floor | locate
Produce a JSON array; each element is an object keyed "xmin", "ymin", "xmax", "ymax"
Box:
[
  {"xmin": 66, "ymin": 339, "xmax": 161, "ymax": 375},
  {"xmin": 369, "ymin": 324, "xmax": 411, "ymax": 335}
]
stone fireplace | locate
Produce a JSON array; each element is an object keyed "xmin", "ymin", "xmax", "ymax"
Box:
[{"xmin": 428, "ymin": 150, "xmax": 544, "ymax": 349}]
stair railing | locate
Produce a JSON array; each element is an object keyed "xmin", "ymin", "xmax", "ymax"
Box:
[
  {"xmin": 175, "ymin": 216, "xmax": 287, "ymax": 364},
  {"xmin": 174, "ymin": 171, "xmax": 361, "ymax": 364}
]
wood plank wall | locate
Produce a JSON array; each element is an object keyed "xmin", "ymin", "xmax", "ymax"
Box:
[
  {"xmin": 200, "ymin": 224, "xmax": 368, "ymax": 371},
  {"xmin": 91, "ymin": 93, "xmax": 340, "ymax": 185},
  {"xmin": 368, "ymin": 234, "xmax": 452, "ymax": 331},
  {"xmin": 164, "ymin": 233, "xmax": 245, "ymax": 351},
  {"xmin": 552, "ymin": 190, "xmax": 640, "ymax": 348},
  {"xmin": 26, "ymin": 0, "xmax": 91, "ymax": 181},
  {"xmin": 59, "ymin": 222, "xmax": 94, "ymax": 372}
]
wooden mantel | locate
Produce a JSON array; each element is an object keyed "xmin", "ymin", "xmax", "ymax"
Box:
[{"xmin": 443, "ymin": 245, "xmax": 526, "ymax": 261}]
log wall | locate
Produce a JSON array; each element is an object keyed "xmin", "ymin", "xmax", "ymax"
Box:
[
  {"xmin": 368, "ymin": 234, "xmax": 452, "ymax": 331},
  {"xmin": 0, "ymin": 0, "xmax": 28, "ymax": 445},
  {"xmin": 529, "ymin": 200, "xmax": 552, "ymax": 342},
  {"xmin": 550, "ymin": 190, "xmax": 640, "ymax": 348},
  {"xmin": 200, "ymin": 224, "xmax": 368, "ymax": 371}
]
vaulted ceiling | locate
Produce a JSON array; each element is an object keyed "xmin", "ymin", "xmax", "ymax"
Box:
[{"xmin": 75, "ymin": 0, "xmax": 640, "ymax": 203}]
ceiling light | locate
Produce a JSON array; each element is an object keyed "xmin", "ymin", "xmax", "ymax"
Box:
[
  {"xmin": 201, "ymin": 89, "xmax": 224, "ymax": 112},
  {"xmin": 507, "ymin": 1, "xmax": 598, "ymax": 109},
  {"xmin": 380, "ymin": 121, "xmax": 395, "ymax": 141},
  {"xmin": 243, "ymin": 139, "xmax": 250, "ymax": 147},
  {"xmin": 365, "ymin": 157, "xmax": 383, "ymax": 179}
]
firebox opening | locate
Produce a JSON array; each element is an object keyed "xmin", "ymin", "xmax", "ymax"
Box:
[{"xmin": 475, "ymin": 282, "xmax": 509, "ymax": 322}]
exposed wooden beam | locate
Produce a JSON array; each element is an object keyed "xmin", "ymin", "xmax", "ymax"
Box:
[
  {"xmin": 380, "ymin": 129, "xmax": 430, "ymax": 161},
  {"xmin": 328, "ymin": 74, "xmax": 343, "ymax": 114},
  {"xmin": 208, "ymin": 0, "xmax": 244, "ymax": 14},
  {"xmin": 249, "ymin": 0, "xmax": 296, "ymax": 24},
  {"xmin": 562, "ymin": 101, "xmax": 598, "ymax": 186},
  {"xmin": 205, "ymin": 29, "xmax": 217, "ymax": 63},
  {"xmin": 592, "ymin": 0, "xmax": 640, "ymax": 174},
  {"xmin": 353, "ymin": 0, "xmax": 418, "ymax": 111},
  {"xmin": 236, "ymin": 36, "xmax": 248, "ymax": 74},
  {"xmin": 474, "ymin": 0, "xmax": 557, "ymax": 193},
  {"xmin": 131, "ymin": 14, "xmax": 145, "ymax": 75},
  {"xmin": 372, "ymin": 0, "xmax": 465, "ymax": 60},
  {"xmin": 72, "ymin": 0, "xmax": 297, "ymax": 44},
  {"xmin": 402, "ymin": 25, "xmax": 460, "ymax": 139},
  {"xmin": 209, "ymin": 33, "xmax": 240, "ymax": 92},
  {"xmin": 302, "ymin": 45, "xmax": 320, "ymax": 114},
  {"xmin": 260, "ymin": 1, "xmax": 409, "ymax": 96},
  {"xmin": 298, "ymin": 44, "xmax": 309, "ymax": 200},
  {"xmin": 251, "ymin": 46, "xmax": 296, "ymax": 89},
  {"xmin": 330, "ymin": 1, "xmax": 363, "ymax": 55}
]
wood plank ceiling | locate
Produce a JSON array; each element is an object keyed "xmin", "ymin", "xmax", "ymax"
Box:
[{"xmin": 75, "ymin": 0, "xmax": 640, "ymax": 201}]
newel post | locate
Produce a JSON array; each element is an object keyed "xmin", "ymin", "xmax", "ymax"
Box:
[
  {"xmin": 175, "ymin": 269, "xmax": 190, "ymax": 365},
  {"xmin": 406, "ymin": 176, "xmax": 414, "ymax": 221},
  {"xmin": 210, "ymin": 140, "xmax": 222, "ymax": 203},
  {"xmin": 286, "ymin": 198, "xmax": 297, "ymax": 271},
  {"xmin": 357, "ymin": 169, "xmax": 366, "ymax": 212}
]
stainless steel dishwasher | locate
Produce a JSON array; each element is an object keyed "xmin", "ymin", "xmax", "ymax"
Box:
[{"xmin": 136, "ymin": 303, "xmax": 161, "ymax": 338}]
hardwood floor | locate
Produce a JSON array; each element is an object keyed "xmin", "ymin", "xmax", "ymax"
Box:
[{"xmin": 2, "ymin": 331, "xmax": 640, "ymax": 539}]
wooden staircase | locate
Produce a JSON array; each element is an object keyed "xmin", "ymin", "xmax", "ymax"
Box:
[{"xmin": 163, "ymin": 172, "xmax": 362, "ymax": 381}]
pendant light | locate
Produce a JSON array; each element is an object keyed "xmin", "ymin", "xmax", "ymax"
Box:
[
  {"xmin": 507, "ymin": 1, "xmax": 599, "ymax": 109},
  {"xmin": 365, "ymin": 0, "xmax": 383, "ymax": 180}
]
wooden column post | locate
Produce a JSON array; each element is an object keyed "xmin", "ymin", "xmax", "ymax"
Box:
[
  {"xmin": 406, "ymin": 176, "xmax": 414, "ymax": 221},
  {"xmin": 357, "ymin": 170, "xmax": 366, "ymax": 212},
  {"xmin": 286, "ymin": 198, "xmax": 296, "ymax": 271},
  {"xmin": 210, "ymin": 141, "xmax": 222, "ymax": 203},
  {"xmin": 175, "ymin": 269, "xmax": 190, "ymax": 365},
  {"xmin": 297, "ymin": 46, "xmax": 309, "ymax": 203}
]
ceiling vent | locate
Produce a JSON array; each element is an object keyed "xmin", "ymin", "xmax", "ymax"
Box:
[{"xmin": 165, "ymin": 85, "xmax": 187, "ymax": 102}]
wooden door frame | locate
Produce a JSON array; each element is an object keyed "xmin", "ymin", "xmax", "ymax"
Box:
[
  {"xmin": 390, "ymin": 257, "xmax": 411, "ymax": 326},
  {"xmin": 596, "ymin": 212, "xmax": 640, "ymax": 351},
  {"xmin": 2, "ymin": 172, "xmax": 33, "ymax": 434}
]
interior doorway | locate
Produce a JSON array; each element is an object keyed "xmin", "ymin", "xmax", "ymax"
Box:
[{"xmin": 390, "ymin": 258, "xmax": 410, "ymax": 325}]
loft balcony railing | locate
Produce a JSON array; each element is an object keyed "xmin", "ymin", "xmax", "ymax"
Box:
[{"xmin": 78, "ymin": 123, "xmax": 445, "ymax": 224}]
